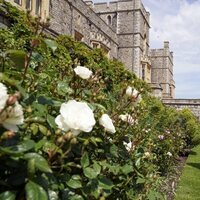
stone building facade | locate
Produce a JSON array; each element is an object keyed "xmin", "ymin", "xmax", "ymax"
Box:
[
  {"xmin": 3, "ymin": 0, "xmax": 175, "ymax": 99},
  {"xmin": 150, "ymin": 41, "xmax": 175, "ymax": 98}
]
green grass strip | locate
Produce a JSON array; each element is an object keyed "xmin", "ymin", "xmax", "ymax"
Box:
[{"xmin": 175, "ymin": 145, "xmax": 200, "ymax": 200}]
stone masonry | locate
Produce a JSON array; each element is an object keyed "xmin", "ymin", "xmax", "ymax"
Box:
[
  {"xmin": 163, "ymin": 99, "xmax": 200, "ymax": 121},
  {"xmin": 3, "ymin": 0, "xmax": 175, "ymax": 99},
  {"xmin": 150, "ymin": 41, "xmax": 175, "ymax": 99}
]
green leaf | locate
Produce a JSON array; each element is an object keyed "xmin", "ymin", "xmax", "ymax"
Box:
[
  {"xmin": 110, "ymin": 144, "xmax": 118, "ymax": 157},
  {"xmin": 121, "ymin": 164, "xmax": 133, "ymax": 175},
  {"xmin": 6, "ymin": 50, "xmax": 26, "ymax": 69},
  {"xmin": 66, "ymin": 175, "xmax": 82, "ymax": 189},
  {"xmin": 98, "ymin": 176, "xmax": 114, "ymax": 190},
  {"xmin": 27, "ymin": 158, "xmax": 36, "ymax": 177},
  {"xmin": 136, "ymin": 177, "xmax": 146, "ymax": 184},
  {"xmin": 31, "ymin": 52, "xmax": 44, "ymax": 62},
  {"xmin": 25, "ymin": 181, "xmax": 48, "ymax": 200},
  {"xmin": 0, "ymin": 140, "xmax": 35, "ymax": 155},
  {"xmin": 81, "ymin": 152, "xmax": 89, "ymax": 168},
  {"xmin": 93, "ymin": 162, "xmax": 101, "ymax": 175},
  {"xmin": 90, "ymin": 137, "xmax": 103, "ymax": 146},
  {"xmin": 47, "ymin": 114, "xmax": 57, "ymax": 130},
  {"xmin": 135, "ymin": 158, "xmax": 141, "ymax": 167},
  {"xmin": 57, "ymin": 81, "xmax": 73, "ymax": 96},
  {"xmin": 44, "ymin": 39, "xmax": 58, "ymax": 52},
  {"xmin": 30, "ymin": 123, "xmax": 39, "ymax": 135},
  {"xmin": 69, "ymin": 195, "xmax": 84, "ymax": 200},
  {"xmin": 23, "ymin": 153, "xmax": 52, "ymax": 173},
  {"xmin": 0, "ymin": 191, "xmax": 16, "ymax": 200},
  {"xmin": 38, "ymin": 124, "xmax": 48, "ymax": 135},
  {"xmin": 83, "ymin": 167, "xmax": 99, "ymax": 179}
]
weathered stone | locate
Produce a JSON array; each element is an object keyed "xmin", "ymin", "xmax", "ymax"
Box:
[{"xmin": 163, "ymin": 99, "xmax": 200, "ymax": 120}]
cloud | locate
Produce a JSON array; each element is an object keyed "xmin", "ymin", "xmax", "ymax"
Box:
[{"xmin": 143, "ymin": 0, "xmax": 200, "ymax": 98}]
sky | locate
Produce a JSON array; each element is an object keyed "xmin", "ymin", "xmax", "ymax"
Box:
[{"xmin": 93, "ymin": 0, "xmax": 200, "ymax": 99}]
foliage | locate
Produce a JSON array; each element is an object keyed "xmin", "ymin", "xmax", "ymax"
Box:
[{"xmin": 0, "ymin": 2, "xmax": 200, "ymax": 200}]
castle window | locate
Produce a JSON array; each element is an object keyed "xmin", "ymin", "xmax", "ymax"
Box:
[
  {"xmin": 75, "ymin": 30, "xmax": 84, "ymax": 42},
  {"xmin": 77, "ymin": 14, "xmax": 81, "ymax": 26},
  {"xmin": 14, "ymin": 0, "xmax": 22, "ymax": 5},
  {"xmin": 35, "ymin": 0, "xmax": 41, "ymax": 15},
  {"xmin": 143, "ymin": 34, "xmax": 147, "ymax": 55},
  {"xmin": 107, "ymin": 15, "xmax": 112, "ymax": 26},
  {"xmin": 142, "ymin": 64, "xmax": 145, "ymax": 80},
  {"xmin": 26, "ymin": 0, "xmax": 32, "ymax": 10},
  {"xmin": 92, "ymin": 42, "xmax": 100, "ymax": 49},
  {"xmin": 100, "ymin": 43, "xmax": 110, "ymax": 57}
]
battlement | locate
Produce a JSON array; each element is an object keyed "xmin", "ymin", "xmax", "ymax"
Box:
[{"xmin": 150, "ymin": 42, "xmax": 173, "ymax": 63}]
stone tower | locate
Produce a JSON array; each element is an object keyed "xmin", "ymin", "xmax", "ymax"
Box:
[
  {"xmin": 93, "ymin": 0, "xmax": 151, "ymax": 80},
  {"xmin": 150, "ymin": 41, "xmax": 175, "ymax": 99}
]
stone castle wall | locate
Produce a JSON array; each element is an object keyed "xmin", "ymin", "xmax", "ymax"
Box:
[
  {"xmin": 49, "ymin": 0, "xmax": 118, "ymax": 59},
  {"xmin": 150, "ymin": 42, "xmax": 175, "ymax": 99},
  {"xmin": 94, "ymin": 0, "xmax": 150, "ymax": 76},
  {"xmin": 163, "ymin": 99, "xmax": 200, "ymax": 120}
]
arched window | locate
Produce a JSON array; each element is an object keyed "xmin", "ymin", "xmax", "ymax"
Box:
[
  {"xmin": 142, "ymin": 64, "xmax": 145, "ymax": 80},
  {"xmin": 26, "ymin": 0, "xmax": 32, "ymax": 10},
  {"xmin": 14, "ymin": 0, "xmax": 22, "ymax": 5},
  {"xmin": 107, "ymin": 15, "xmax": 112, "ymax": 26},
  {"xmin": 36, "ymin": 0, "xmax": 41, "ymax": 15},
  {"xmin": 143, "ymin": 34, "xmax": 147, "ymax": 55}
]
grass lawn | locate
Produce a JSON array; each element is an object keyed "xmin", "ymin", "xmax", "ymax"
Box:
[{"xmin": 175, "ymin": 145, "xmax": 200, "ymax": 200}]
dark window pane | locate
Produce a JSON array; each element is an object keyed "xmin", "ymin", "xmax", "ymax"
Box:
[
  {"xmin": 36, "ymin": 0, "xmax": 41, "ymax": 15},
  {"xmin": 26, "ymin": 0, "xmax": 32, "ymax": 10},
  {"xmin": 14, "ymin": 0, "xmax": 21, "ymax": 5}
]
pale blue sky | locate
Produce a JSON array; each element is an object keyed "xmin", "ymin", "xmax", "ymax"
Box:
[{"xmin": 93, "ymin": 0, "xmax": 200, "ymax": 99}]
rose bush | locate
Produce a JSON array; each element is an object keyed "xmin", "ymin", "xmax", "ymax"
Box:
[{"xmin": 0, "ymin": 1, "xmax": 200, "ymax": 200}]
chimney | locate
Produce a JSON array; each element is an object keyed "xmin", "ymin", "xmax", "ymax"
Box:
[{"xmin": 164, "ymin": 41, "xmax": 169, "ymax": 49}]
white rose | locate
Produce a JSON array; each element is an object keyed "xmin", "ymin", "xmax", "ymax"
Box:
[
  {"xmin": 99, "ymin": 114, "xmax": 116, "ymax": 133},
  {"xmin": 126, "ymin": 86, "xmax": 139, "ymax": 98},
  {"xmin": 123, "ymin": 141, "xmax": 132, "ymax": 151},
  {"xmin": 0, "ymin": 101, "xmax": 24, "ymax": 132},
  {"xmin": 74, "ymin": 66, "xmax": 93, "ymax": 79},
  {"xmin": 167, "ymin": 152, "xmax": 172, "ymax": 157},
  {"xmin": 0, "ymin": 82, "xmax": 8, "ymax": 110},
  {"xmin": 119, "ymin": 114, "xmax": 134, "ymax": 125},
  {"xmin": 144, "ymin": 152, "xmax": 150, "ymax": 157},
  {"xmin": 55, "ymin": 100, "xmax": 96, "ymax": 136}
]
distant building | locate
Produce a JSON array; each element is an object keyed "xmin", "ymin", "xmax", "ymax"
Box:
[{"xmin": 3, "ymin": 0, "xmax": 175, "ymax": 99}]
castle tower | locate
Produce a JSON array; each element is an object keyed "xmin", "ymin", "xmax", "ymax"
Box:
[
  {"xmin": 150, "ymin": 41, "xmax": 175, "ymax": 99},
  {"xmin": 93, "ymin": 0, "xmax": 151, "ymax": 79}
]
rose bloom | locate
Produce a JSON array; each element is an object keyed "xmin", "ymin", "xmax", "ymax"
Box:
[
  {"xmin": 144, "ymin": 152, "xmax": 150, "ymax": 157},
  {"xmin": 119, "ymin": 114, "xmax": 134, "ymax": 125},
  {"xmin": 123, "ymin": 141, "xmax": 133, "ymax": 151},
  {"xmin": 0, "ymin": 102, "xmax": 24, "ymax": 132},
  {"xmin": 167, "ymin": 152, "xmax": 172, "ymax": 157},
  {"xmin": 0, "ymin": 82, "xmax": 8, "ymax": 110},
  {"xmin": 99, "ymin": 114, "xmax": 116, "ymax": 133},
  {"xmin": 74, "ymin": 66, "xmax": 93, "ymax": 79},
  {"xmin": 126, "ymin": 86, "xmax": 139, "ymax": 98},
  {"xmin": 55, "ymin": 100, "xmax": 96, "ymax": 136},
  {"xmin": 158, "ymin": 135, "xmax": 164, "ymax": 140}
]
